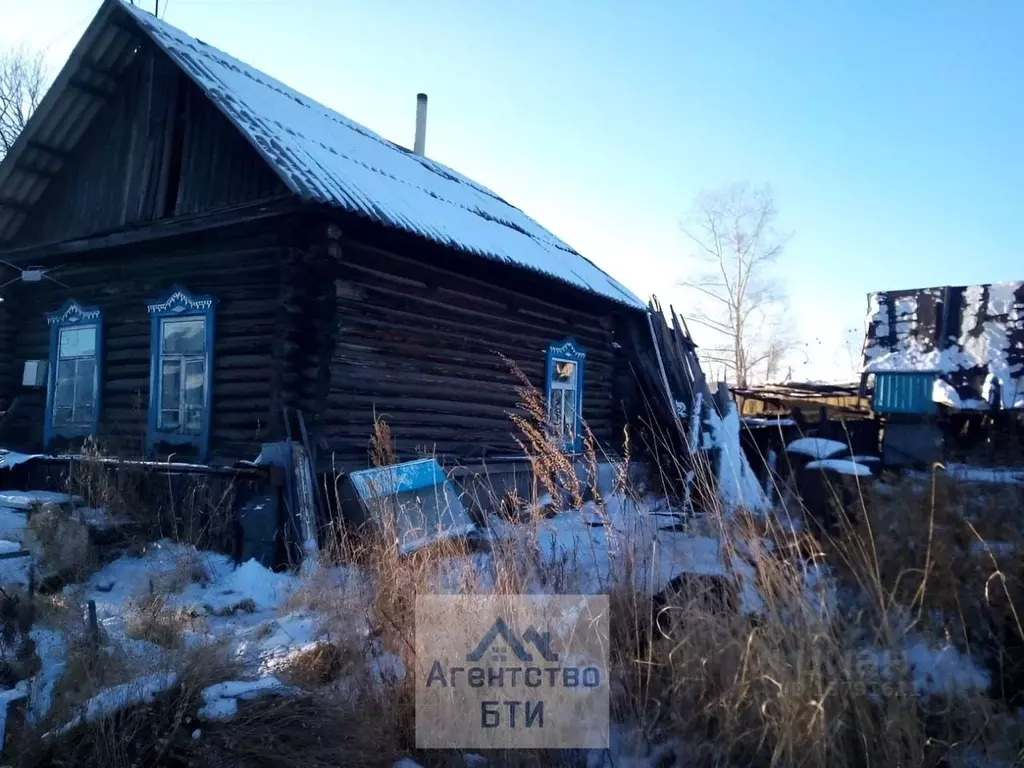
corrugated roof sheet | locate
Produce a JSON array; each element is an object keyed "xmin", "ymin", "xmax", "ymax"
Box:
[{"xmin": 113, "ymin": 2, "xmax": 643, "ymax": 309}]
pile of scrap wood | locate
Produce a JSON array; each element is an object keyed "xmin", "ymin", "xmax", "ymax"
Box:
[
  {"xmin": 732, "ymin": 381, "xmax": 870, "ymax": 420},
  {"xmin": 624, "ymin": 297, "xmax": 719, "ymax": 504}
]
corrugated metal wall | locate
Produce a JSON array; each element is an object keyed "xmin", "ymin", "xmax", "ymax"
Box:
[{"xmin": 873, "ymin": 372, "xmax": 937, "ymax": 414}]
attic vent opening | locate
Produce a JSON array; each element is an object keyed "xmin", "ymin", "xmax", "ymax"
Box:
[{"xmin": 162, "ymin": 77, "xmax": 190, "ymax": 217}]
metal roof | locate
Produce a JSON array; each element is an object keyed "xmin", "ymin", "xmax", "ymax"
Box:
[{"xmin": 0, "ymin": 0, "xmax": 644, "ymax": 310}]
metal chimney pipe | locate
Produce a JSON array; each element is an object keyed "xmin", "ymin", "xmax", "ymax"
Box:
[{"xmin": 414, "ymin": 93, "xmax": 428, "ymax": 156}]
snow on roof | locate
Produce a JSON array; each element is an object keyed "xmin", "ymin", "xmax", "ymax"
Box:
[
  {"xmin": 785, "ymin": 437, "xmax": 849, "ymax": 460},
  {"xmin": 118, "ymin": 3, "xmax": 644, "ymax": 310}
]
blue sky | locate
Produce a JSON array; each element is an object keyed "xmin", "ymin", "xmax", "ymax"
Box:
[{"xmin": 3, "ymin": 0, "xmax": 1021, "ymax": 380}]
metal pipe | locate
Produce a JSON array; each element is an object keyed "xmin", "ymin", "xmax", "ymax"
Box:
[{"xmin": 414, "ymin": 93, "xmax": 428, "ymax": 156}]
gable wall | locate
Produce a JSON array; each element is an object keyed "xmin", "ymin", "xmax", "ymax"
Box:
[{"xmin": 9, "ymin": 45, "xmax": 288, "ymax": 248}]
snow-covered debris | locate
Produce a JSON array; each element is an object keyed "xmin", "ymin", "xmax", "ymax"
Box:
[
  {"xmin": 197, "ymin": 677, "xmax": 291, "ymax": 722},
  {"xmin": 786, "ymin": 437, "xmax": 848, "ymax": 460},
  {"xmin": 47, "ymin": 671, "xmax": 178, "ymax": 737},
  {"xmin": 26, "ymin": 629, "xmax": 66, "ymax": 726},
  {"xmin": 115, "ymin": 3, "xmax": 643, "ymax": 310},
  {"xmin": 0, "ymin": 508, "xmax": 26, "ymax": 542},
  {"xmin": 0, "ymin": 545, "xmax": 31, "ymax": 588},
  {"xmin": 804, "ymin": 459, "xmax": 873, "ymax": 477},
  {"xmin": 942, "ymin": 463, "xmax": 1024, "ymax": 485},
  {"xmin": 0, "ymin": 491, "xmax": 79, "ymax": 510},
  {"xmin": 933, "ymin": 378, "xmax": 967, "ymax": 409},
  {"xmin": 705, "ymin": 401, "xmax": 769, "ymax": 513},
  {"xmin": 0, "ymin": 682, "xmax": 27, "ymax": 751},
  {"xmin": 247, "ymin": 614, "xmax": 322, "ymax": 674},
  {"xmin": 491, "ymin": 495, "xmax": 765, "ymax": 614},
  {"xmin": 863, "ymin": 281, "xmax": 1024, "ymax": 409},
  {"xmin": 0, "ymin": 451, "xmax": 44, "ymax": 470},
  {"xmin": 179, "ymin": 558, "xmax": 297, "ymax": 614},
  {"xmin": 742, "ymin": 416, "xmax": 797, "ymax": 428}
]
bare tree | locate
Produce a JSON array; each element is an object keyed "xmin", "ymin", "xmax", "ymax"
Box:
[
  {"xmin": 678, "ymin": 183, "xmax": 793, "ymax": 388},
  {"xmin": 0, "ymin": 44, "xmax": 46, "ymax": 160}
]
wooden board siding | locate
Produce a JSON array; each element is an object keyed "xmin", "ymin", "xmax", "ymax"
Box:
[
  {"xmin": 321, "ymin": 221, "xmax": 637, "ymax": 468},
  {"xmin": 0, "ymin": 224, "xmax": 287, "ymax": 463},
  {"xmin": 9, "ymin": 45, "xmax": 287, "ymax": 248}
]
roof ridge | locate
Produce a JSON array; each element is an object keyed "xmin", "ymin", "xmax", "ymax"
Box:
[{"xmin": 0, "ymin": 0, "xmax": 644, "ymax": 308}]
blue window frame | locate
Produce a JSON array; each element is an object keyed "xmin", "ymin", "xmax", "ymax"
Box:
[
  {"xmin": 44, "ymin": 300, "xmax": 102, "ymax": 445},
  {"xmin": 146, "ymin": 287, "xmax": 216, "ymax": 459},
  {"xmin": 545, "ymin": 338, "xmax": 586, "ymax": 453}
]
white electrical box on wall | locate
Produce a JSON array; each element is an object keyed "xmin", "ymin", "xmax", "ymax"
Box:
[{"xmin": 22, "ymin": 360, "xmax": 47, "ymax": 388}]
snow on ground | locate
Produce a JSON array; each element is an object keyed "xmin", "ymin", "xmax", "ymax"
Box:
[
  {"xmin": 0, "ymin": 549, "xmax": 31, "ymax": 588},
  {"xmin": 786, "ymin": 437, "xmax": 849, "ymax": 460},
  {"xmin": 0, "ymin": 476, "xmax": 1004, "ymax": 755},
  {"xmin": 198, "ymin": 677, "xmax": 290, "ymax": 721},
  {"xmin": 488, "ymin": 495, "xmax": 765, "ymax": 613},
  {"xmin": 0, "ymin": 507, "xmax": 27, "ymax": 541},
  {"xmin": 47, "ymin": 672, "xmax": 179, "ymax": 737},
  {"xmin": 858, "ymin": 636, "xmax": 990, "ymax": 697},
  {"xmin": 26, "ymin": 629, "xmax": 67, "ymax": 726},
  {"xmin": 586, "ymin": 723, "xmax": 689, "ymax": 767},
  {"xmin": 804, "ymin": 459, "xmax": 874, "ymax": 477}
]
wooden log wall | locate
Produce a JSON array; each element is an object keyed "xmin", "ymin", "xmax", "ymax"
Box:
[
  {"xmin": 0, "ymin": 224, "xmax": 287, "ymax": 463},
  {"xmin": 321, "ymin": 222, "xmax": 638, "ymax": 467},
  {"xmin": 10, "ymin": 44, "xmax": 286, "ymax": 248}
]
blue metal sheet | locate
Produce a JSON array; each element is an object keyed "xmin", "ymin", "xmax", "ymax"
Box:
[
  {"xmin": 873, "ymin": 373, "xmax": 936, "ymax": 414},
  {"xmin": 349, "ymin": 458, "xmax": 448, "ymax": 501}
]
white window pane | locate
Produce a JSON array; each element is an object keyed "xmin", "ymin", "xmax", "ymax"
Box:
[
  {"xmin": 54, "ymin": 364, "xmax": 75, "ymax": 409},
  {"xmin": 184, "ymin": 406, "xmax": 203, "ymax": 434},
  {"xmin": 59, "ymin": 326, "xmax": 96, "ymax": 359},
  {"xmin": 76, "ymin": 403, "xmax": 95, "ymax": 425},
  {"xmin": 563, "ymin": 390, "xmax": 577, "ymax": 438},
  {"xmin": 183, "ymin": 358, "xmax": 205, "ymax": 407},
  {"xmin": 549, "ymin": 390, "xmax": 564, "ymax": 433},
  {"xmin": 74, "ymin": 359, "xmax": 95, "ymax": 409},
  {"xmin": 162, "ymin": 319, "xmax": 205, "ymax": 355},
  {"xmin": 53, "ymin": 405, "xmax": 73, "ymax": 427},
  {"xmin": 161, "ymin": 358, "xmax": 182, "ymax": 417},
  {"xmin": 160, "ymin": 409, "xmax": 181, "ymax": 430}
]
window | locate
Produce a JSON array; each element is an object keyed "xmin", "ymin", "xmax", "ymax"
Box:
[
  {"xmin": 45, "ymin": 301, "xmax": 102, "ymax": 444},
  {"xmin": 545, "ymin": 338, "xmax": 586, "ymax": 452},
  {"xmin": 146, "ymin": 287, "xmax": 216, "ymax": 458}
]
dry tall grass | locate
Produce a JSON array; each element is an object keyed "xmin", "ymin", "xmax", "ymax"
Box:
[
  {"xmin": 314, "ymin": 379, "xmax": 1024, "ymax": 767},
  {"xmin": 10, "ymin": 379, "xmax": 1024, "ymax": 767}
]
